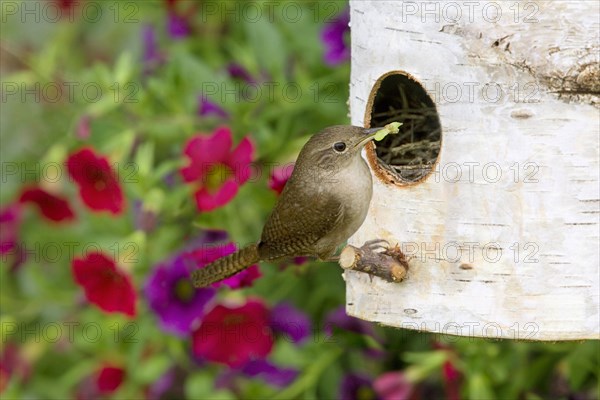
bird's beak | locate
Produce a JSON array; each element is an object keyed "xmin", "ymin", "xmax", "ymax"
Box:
[{"xmin": 355, "ymin": 126, "xmax": 382, "ymax": 148}]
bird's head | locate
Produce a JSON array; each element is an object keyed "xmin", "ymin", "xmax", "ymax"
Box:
[{"xmin": 294, "ymin": 125, "xmax": 381, "ymax": 172}]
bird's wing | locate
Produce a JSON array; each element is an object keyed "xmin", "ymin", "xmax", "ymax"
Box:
[{"xmin": 259, "ymin": 193, "xmax": 344, "ymax": 260}]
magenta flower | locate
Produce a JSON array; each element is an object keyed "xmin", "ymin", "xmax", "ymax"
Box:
[
  {"xmin": 0, "ymin": 204, "xmax": 21, "ymax": 256},
  {"xmin": 373, "ymin": 371, "xmax": 413, "ymax": 400},
  {"xmin": 268, "ymin": 164, "xmax": 294, "ymax": 195},
  {"xmin": 321, "ymin": 7, "xmax": 350, "ymax": 65},
  {"xmin": 191, "ymin": 299, "xmax": 274, "ymax": 368},
  {"xmin": 198, "ymin": 95, "xmax": 229, "ymax": 119},
  {"xmin": 180, "ymin": 126, "xmax": 254, "ymax": 212}
]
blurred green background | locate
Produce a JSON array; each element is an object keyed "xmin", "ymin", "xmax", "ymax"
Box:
[{"xmin": 1, "ymin": 1, "xmax": 598, "ymax": 399}]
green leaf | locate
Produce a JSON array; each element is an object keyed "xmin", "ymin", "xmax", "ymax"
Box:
[
  {"xmin": 132, "ymin": 354, "xmax": 171, "ymax": 384},
  {"xmin": 114, "ymin": 52, "xmax": 134, "ymax": 86},
  {"xmin": 185, "ymin": 372, "xmax": 214, "ymax": 399},
  {"xmin": 244, "ymin": 18, "xmax": 286, "ymax": 76},
  {"xmin": 373, "ymin": 122, "xmax": 402, "ymax": 141},
  {"xmin": 134, "ymin": 141, "xmax": 155, "ymax": 178},
  {"xmin": 468, "ymin": 373, "xmax": 495, "ymax": 400}
]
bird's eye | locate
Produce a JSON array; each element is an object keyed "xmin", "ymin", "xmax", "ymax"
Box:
[{"xmin": 333, "ymin": 142, "xmax": 347, "ymax": 152}]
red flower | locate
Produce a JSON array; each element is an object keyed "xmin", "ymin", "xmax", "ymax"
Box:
[
  {"xmin": 18, "ymin": 187, "xmax": 75, "ymax": 222},
  {"xmin": 268, "ymin": 164, "xmax": 294, "ymax": 195},
  {"xmin": 192, "ymin": 299, "xmax": 273, "ymax": 367},
  {"xmin": 96, "ymin": 365, "xmax": 125, "ymax": 394},
  {"xmin": 180, "ymin": 127, "xmax": 254, "ymax": 212},
  {"xmin": 72, "ymin": 252, "xmax": 136, "ymax": 317},
  {"xmin": 67, "ymin": 148, "xmax": 125, "ymax": 214}
]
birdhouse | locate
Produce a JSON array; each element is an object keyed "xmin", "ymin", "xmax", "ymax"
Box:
[{"xmin": 346, "ymin": 1, "xmax": 599, "ymax": 340}]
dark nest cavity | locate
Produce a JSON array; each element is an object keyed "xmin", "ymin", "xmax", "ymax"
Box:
[{"xmin": 369, "ymin": 74, "xmax": 441, "ymax": 182}]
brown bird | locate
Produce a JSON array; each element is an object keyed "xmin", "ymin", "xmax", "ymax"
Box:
[{"xmin": 192, "ymin": 125, "xmax": 382, "ymax": 287}]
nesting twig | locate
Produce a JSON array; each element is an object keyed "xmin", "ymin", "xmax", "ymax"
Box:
[{"xmin": 339, "ymin": 242, "xmax": 410, "ymax": 283}]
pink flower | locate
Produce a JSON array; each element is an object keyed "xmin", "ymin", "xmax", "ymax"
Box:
[
  {"xmin": 374, "ymin": 371, "xmax": 413, "ymax": 400},
  {"xmin": 268, "ymin": 164, "xmax": 294, "ymax": 195},
  {"xmin": 180, "ymin": 126, "xmax": 254, "ymax": 212},
  {"xmin": 72, "ymin": 252, "xmax": 137, "ymax": 317},
  {"xmin": 191, "ymin": 299, "xmax": 273, "ymax": 368},
  {"xmin": 18, "ymin": 187, "xmax": 75, "ymax": 222},
  {"xmin": 76, "ymin": 115, "xmax": 91, "ymax": 139},
  {"xmin": 66, "ymin": 148, "xmax": 125, "ymax": 214}
]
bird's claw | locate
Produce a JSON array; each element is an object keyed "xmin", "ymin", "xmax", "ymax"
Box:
[{"xmin": 360, "ymin": 239, "xmax": 390, "ymax": 253}]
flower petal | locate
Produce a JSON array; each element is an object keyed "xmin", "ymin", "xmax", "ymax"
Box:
[
  {"xmin": 194, "ymin": 180, "xmax": 238, "ymax": 212},
  {"xmin": 66, "ymin": 148, "xmax": 125, "ymax": 214},
  {"xmin": 241, "ymin": 359, "xmax": 298, "ymax": 388},
  {"xmin": 270, "ymin": 303, "xmax": 311, "ymax": 343},
  {"xmin": 192, "ymin": 299, "xmax": 274, "ymax": 368},
  {"xmin": 72, "ymin": 252, "xmax": 136, "ymax": 317},
  {"xmin": 181, "ymin": 128, "xmax": 233, "ymax": 182},
  {"xmin": 19, "ymin": 187, "xmax": 75, "ymax": 222},
  {"xmin": 96, "ymin": 366, "xmax": 125, "ymax": 394},
  {"xmin": 228, "ymin": 137, "xmax": 255, "ymax": 184}
]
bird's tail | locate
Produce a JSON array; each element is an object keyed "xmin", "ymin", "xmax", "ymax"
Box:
[{"xmin": 192, "ymin": 244, "xmax": 260, "ymax": 287}]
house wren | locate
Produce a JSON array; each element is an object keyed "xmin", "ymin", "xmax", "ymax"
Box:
[{"xmin": 192, "ymin": 125, "xmax": 382, "ymax": 287}]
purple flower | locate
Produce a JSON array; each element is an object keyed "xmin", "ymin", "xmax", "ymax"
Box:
[
  {"xmin": 142, "ymin": 25, "xmax": 163, "ymax": 74},
  {"xmin": 147, "ymin": 367, "xmax": 187, "ymax": 400},
  {"xmin": 167, "ymin": 12, "xmax": 191, "ymax": 39},
  {"xmin": 340, "ymin": 373, "xmax": 380, "ymax": 400},
  {"xmin": 198, "ymin": 95, "xmax": 229, "ymax": 119},
  {"xmin": 215, "ymin": 359, "xmax": 298, "ymax": 391},
  {"xmin": 270, "ymin": 302, "xmax": 311, "ymax": 343},
  {"xmin": 133, "ymin": 200, "xmax": 158, "ymax": 233},
  {"xmin": 227, "ymin": 63, "xmax": 255, "ymax": 83},
  {"xmin": 144, "ymin": 255, "xmax": 216, "ymax": 336},
  {"xmin": 241, "ymin": 359, "xmax": 298, "ymax": 388},
  {"xmin": 321, "ymin": 7, "xmax": 350, "ymax": 65},
  {"xmin": 324, "ymin": 306, "xmax": 383, "ymax": 344}
]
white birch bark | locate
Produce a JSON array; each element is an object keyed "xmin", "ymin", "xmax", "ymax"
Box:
[{"xmin": 347, "ymin": 0, "xmax": 600, "ymax": 340}]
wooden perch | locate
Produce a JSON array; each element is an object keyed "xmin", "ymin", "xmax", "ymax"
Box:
[{"xmin": 339, "ymin": 242, "xmax": 410, "ymax": 283}]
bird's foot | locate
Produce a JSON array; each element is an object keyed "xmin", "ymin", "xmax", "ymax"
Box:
[{"xmin": 360, "ymin": 239, "xmax": 390, "ymax": 253}]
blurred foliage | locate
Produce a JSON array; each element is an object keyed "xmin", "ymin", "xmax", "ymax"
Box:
[{"xmin": 1, "ymin": 1, "xmax": 598, "ymax": 399}]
